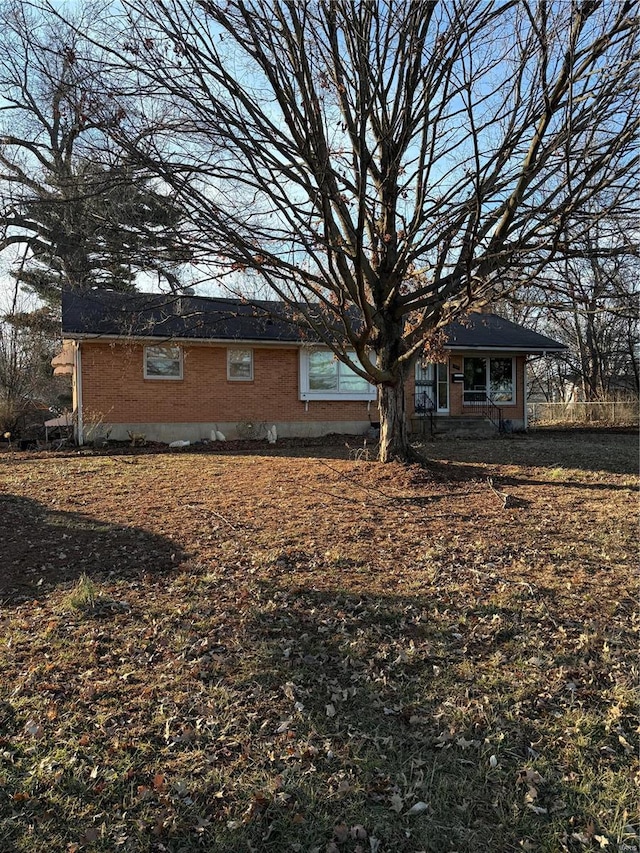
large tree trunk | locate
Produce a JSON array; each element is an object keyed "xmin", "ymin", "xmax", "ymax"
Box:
[
  {"xmin": 378, "ymin": 380, "xmax": 412, "ymax": 463},
  {"xmin": 376, "ymin": 322, "xmax": 416, "ymax": 464}
]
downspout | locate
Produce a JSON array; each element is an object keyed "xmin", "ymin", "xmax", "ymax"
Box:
[
  {"xmin": 74, "ymin": 342, "xmax": 84, "ymax": 446},
  {"xmin": 523, "ymin": 358, "xmax": 528, "ymax": 431}
]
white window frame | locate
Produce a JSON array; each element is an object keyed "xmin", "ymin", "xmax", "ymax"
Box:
[
  {"xmin": 462, "ymin": 356, "xmax": 516, "ymax": 406},
  {"xmin": 299, "ymin": 348, "xmax": 377, "ymax": 401},
  {"xmin": 227, "ymin": 347, "xmax": 254, "ymax": 381},
  {"xmin": 143, "ymin": 344, "xmax": 183, "ymax": 380}
]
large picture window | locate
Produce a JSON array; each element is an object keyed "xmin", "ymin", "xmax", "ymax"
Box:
[
  {"xmin": 300, "ymin": 349, "xmax": 377, "ymax": 401},
  {"xmin": 463, "ymin": 357, "xmax": 514, "ymax": 404},
  {"xmin": 144, "ymin": 345, "xmax": 183, "ymax": 379}
]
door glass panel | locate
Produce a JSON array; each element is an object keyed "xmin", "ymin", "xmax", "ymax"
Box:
[
  {"xmin": 415, "ymin": 362, "xmax": 435, "ymax": 413},
  {"xmin": 437, "ymin": 363, "xmax": 448, "ymax": 410}
]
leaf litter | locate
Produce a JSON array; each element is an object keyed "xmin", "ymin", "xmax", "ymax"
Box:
[{"xmin": 0, "ymin": 432, "xmax": 637, "ymax": 852}]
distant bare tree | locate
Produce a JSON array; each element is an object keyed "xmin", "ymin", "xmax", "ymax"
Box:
[
  {"xmin": 0, "ymin": 272, "xmax": 62, "ymax": 435},
  {"xmin": 70, "ymin": 0, "xmax": 639, "ymax": 459},
  {"xmin": 505, "ymin": 224, "xmax": 639, "ymax": 401}
]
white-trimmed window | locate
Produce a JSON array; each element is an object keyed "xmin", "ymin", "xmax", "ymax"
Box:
[
  {"xmin": 463, "ymin": 356, "xmax": 515, "ymax": 404},
  {"xmin": 227, "ymin": 348, "xmax": 253, "ymax": 381},
  {"xmin": 300, "ymin": 349, "xmax": 376, "ymax": 401},
  {"xmin": 144, "ymin": 344, "xmax": 183, "ymax": 379}
]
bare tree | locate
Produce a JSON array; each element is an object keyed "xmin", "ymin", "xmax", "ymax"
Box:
[
  {"xmin": 75, "ymin": 0, "xmax": 639, "ymax": 460},
  {"xmin": 505, "ymin": 232, "xmax": 639, "ymax": 401},
  {"xmin": 0, "ymin": 270, "xmax": 63, "ymax": 435},
  {"xmin": 0, "ymin": 1, "xmax": 189, "ymax": 304}
]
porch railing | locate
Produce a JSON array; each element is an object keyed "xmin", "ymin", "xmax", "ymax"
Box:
[
  {"xmin": 466, "ymin": 394, "xmax": 505, "ymax": 432},
  {"xmin": 414, "ymin": 388, "xmax": 436, "ymax": 436}
]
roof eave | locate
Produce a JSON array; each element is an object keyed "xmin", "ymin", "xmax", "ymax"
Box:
[
  {"xmin": 63, "ymin": 333, "xmax": 567, "ymax": 353},
  {"xmin": 62, "ymin": 332, "xmax": 306, "ymax": 346},
  {"xmin": 446, "ymin": 344, "xmax": 567, "ymax": 353}
]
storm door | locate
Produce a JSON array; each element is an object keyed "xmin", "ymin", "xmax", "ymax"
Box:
[{"xmin": 415, "ymin": 362, "xmax": 449, "ymax": 414}]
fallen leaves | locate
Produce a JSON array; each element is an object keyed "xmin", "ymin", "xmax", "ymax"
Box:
[
  {"xmin": 389, "ymin": 792, "xmax": 404, "ymax": 813},
  {"xmin": 0, "ymin": 437, "xmax": 637, "ymax": 852},
  {"xmin": 23, "ymin": 719, "xmax": 44, "ymax": 739},
  {"xmin": 332, "ymin": 822, "xmax": 370, "ymax": 849},
  {"xmin": 153, "ymin": 773, "xmax": 166, "ymax": 791}
]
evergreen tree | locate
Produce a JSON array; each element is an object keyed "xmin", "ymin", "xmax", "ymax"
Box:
[{"xmin": 0, "ymin": 1, "xmax": 189, "ymax": 307}]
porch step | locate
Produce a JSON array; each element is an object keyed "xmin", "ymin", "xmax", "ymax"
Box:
[{"xmin": 411, "ymin": 417, "xmax": 499, "ymax": 438}]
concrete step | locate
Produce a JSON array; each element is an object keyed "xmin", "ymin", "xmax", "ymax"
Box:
[{"xmin": 411, "ymin": 417, "xmax": 500, "ymax": 438}]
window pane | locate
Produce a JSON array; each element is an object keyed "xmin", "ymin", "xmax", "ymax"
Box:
[
  {"xmin": 437, "ymin": 363, "xmax": 448, "ymax": 409},
  {"xmin": 415, "ymin": 361, "xmax": 433, "ymax": 383},
  {"xmin": 464, "ymin": 357, "xmax": 486, "ymax": 402},
  {"xmin": 338, "ymin": 362, "xmax": 370, "ymax": 392},
  {"xmin": 490, "ymin": 358, "xmax": 513, "ymax": 402},
  {"xmin": 228, "ymin": 348, "xmax": 253, "ymax": 379},
  {"xmin": 145, "ymin": 345, "xmax": 181, "ymax": 377},
  {"xmin": 308, "ymin": 351, "xmax": 338, "ymax": 390}
]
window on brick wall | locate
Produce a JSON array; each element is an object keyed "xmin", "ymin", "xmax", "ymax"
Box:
[
  {"xmin": 300, "ymin": 349, "xmax": 377, "ymax": 401},
  {"xmin": 144, "ymin": 345, "xmax": 183, "ymax": 379},
  {"xmin": 463, "ymin": 356, "xmax": 515, "ymax": 404},
  {"xmin": 227, "ymin": 348, "xmax": 253, "ymax": 380}
]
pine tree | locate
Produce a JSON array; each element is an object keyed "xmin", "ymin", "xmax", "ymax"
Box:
[{"xmin": 0, "ymin": 2, "xmax": 189, "ymax": 307}]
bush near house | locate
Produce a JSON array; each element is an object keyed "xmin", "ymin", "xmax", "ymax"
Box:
[{"xmin": 0, "ymin": 399, "xmax": 51, "ymax": 440}]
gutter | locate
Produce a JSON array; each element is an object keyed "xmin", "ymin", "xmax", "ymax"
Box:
[
  {"xmin": 446, "ymin": 345, "xmax": 567, "ymax": 354},
  {"xmin": 61, "ymin": 333, "xmax": 308, "ymax": 348},
  {"xmin": 524, "ymin": 360, "xmax": 528, "ymax": 431},
  {"xmin": 62, "ymin": 333, "xmax": 567, "ymax": 355}
]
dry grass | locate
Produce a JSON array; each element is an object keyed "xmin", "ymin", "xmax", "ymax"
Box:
[{"xmin": 0, "ymin": 432, "xmax": 637, "ymax": 853}]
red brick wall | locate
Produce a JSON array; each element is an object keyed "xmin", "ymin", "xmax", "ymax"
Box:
[
  {"xmin": 80, "ymin": 341, "xmax": 527, "ymax": 428},
  {"xmin": 80, "ymin": 341, "xmax": 375, "ymax": 424}
]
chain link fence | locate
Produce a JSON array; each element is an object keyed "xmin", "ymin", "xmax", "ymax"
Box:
[{"xmin": 528, "ymin": 400, "xmax": 639, "ymax": 427}]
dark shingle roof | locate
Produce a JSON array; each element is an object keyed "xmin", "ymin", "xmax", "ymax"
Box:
[
  {"xmin": 61, "ymin": 290, "xmax": 566, "ymax": 352},
  {"xmin": 61, "ymin": 290, "xmax": 304, "ymax": 342},
  {"xmin": 443, "ymin": 312, "xmax": 566, "ymax": 352}
]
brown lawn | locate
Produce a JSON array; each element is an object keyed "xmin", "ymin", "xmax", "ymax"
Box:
[{"xmin": 0, "ymin": 431, "xmax": 637, "ymax": 853}]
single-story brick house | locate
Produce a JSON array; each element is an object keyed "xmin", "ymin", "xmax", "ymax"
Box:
[{"xmin": 55, "ymin": 290, "xmax": 566, "ymax": 444}]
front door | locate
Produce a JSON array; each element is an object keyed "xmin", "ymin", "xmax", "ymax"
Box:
[{"xmin": 415, "ymin": 362, "xmax": 449, "ymax": 414}]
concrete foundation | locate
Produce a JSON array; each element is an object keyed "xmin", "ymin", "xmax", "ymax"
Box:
[{"xmin": 82, "ymin": 420, "xmax": 373, "ymax": 445}]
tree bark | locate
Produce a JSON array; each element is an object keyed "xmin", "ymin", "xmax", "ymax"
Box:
[{"xmin": 378, "ymin": 380, "xmax": 411, "ymax": 463}]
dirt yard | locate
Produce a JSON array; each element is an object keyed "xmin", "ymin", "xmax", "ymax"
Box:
[{"xmin": 0, "ymin": 431, "xmax": 637, "ymax": 853}]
